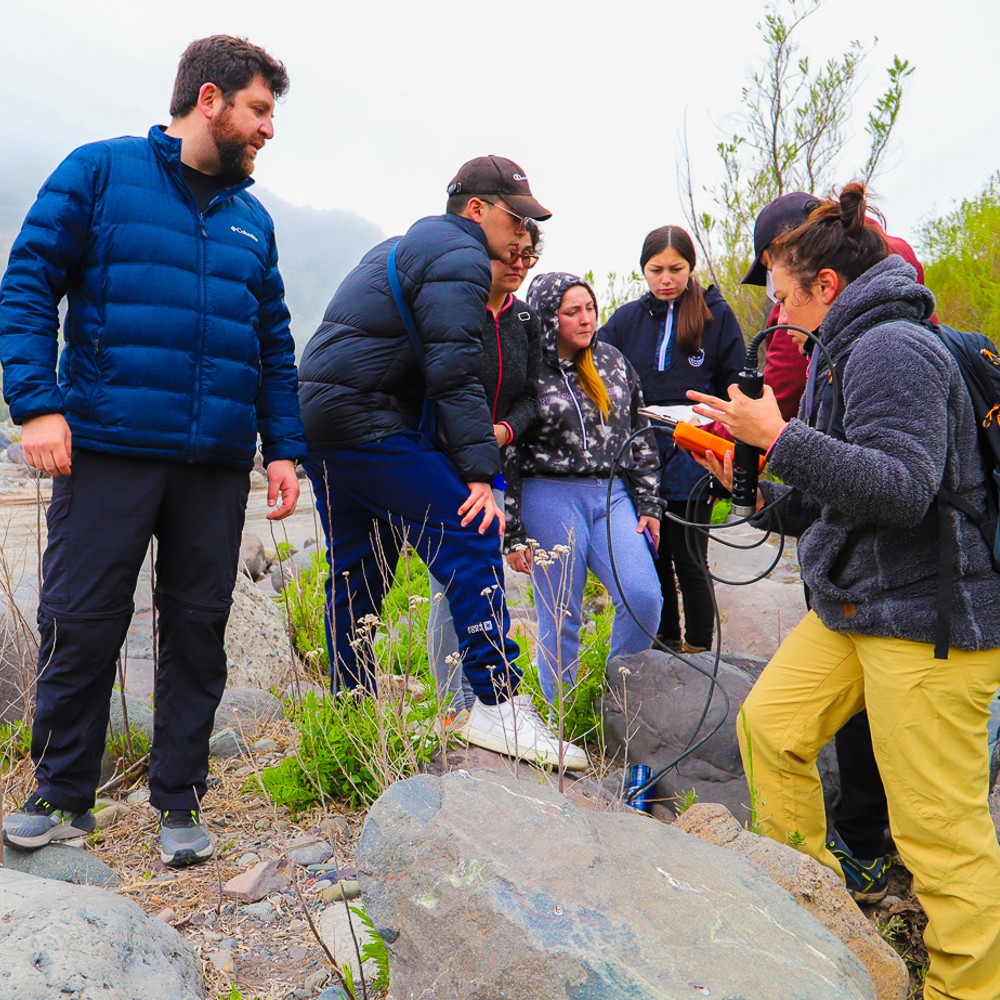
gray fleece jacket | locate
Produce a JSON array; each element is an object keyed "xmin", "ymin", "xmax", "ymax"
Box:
[{"xmin": 756, "ymin": 255, "xmax": 1000, "ymax": 650}]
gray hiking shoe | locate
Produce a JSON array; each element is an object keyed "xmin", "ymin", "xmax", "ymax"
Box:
[
  {"xmin": 158, "ymin": 809, "xmax": 214, "ymax": 867},
  {"xmin": 2, "ymin": 792, "xmax": 96, "ymax": 849}
]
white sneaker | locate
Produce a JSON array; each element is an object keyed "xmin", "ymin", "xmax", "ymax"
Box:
[{"xmin": 464, "ymin": 694, "xmax": 589, "ymax": 771}]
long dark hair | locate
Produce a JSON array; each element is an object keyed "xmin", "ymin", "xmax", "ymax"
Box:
[
  {"xmin": 640, "ymin": 225, "xmax": 713, "ymax": 355},
  {"xmin": 769, "ymin": 182, "xmax": 891, "ymax": 290}
]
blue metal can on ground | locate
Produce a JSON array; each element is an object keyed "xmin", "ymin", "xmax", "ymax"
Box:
[{"xmin": 625, "ymin": 764, "xmax": 653, "ymax": 812}]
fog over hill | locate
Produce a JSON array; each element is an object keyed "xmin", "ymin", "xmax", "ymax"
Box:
[{"xmin": 1, "ymin": 153, "xmax": 384, "ymax": 357}]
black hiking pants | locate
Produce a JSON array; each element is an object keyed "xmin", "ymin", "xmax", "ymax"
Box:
[{"xmin": 32, "ymin": 448, "xmax": 248, "ymax": 813}]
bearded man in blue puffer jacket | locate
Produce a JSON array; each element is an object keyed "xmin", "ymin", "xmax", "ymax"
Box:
[{"xmin": 0, "ymin": 35, "xmax": 306, "ymax": 867}]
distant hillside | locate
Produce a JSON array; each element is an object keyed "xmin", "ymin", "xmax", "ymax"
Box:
[
  {"xmin": 0, "ymin": 154, "xmax": 383, "ymax": 356},
  {"xmin": 253, "ymin": 188, "xmax": 383, "ymax": 350}
]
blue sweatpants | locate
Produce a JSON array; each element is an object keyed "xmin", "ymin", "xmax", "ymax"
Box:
[
  {"xmin": 302, "ymin": 434, "xmax": 521, "ymax": 704},
  {"xmin": 521, "ymin": 477, "xmax": 661, "ymax": 703}
]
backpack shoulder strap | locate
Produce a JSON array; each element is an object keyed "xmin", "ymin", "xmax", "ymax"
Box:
[{"xmin": 387, "ymin": 242, "xmax": 437, "ymax": 442}]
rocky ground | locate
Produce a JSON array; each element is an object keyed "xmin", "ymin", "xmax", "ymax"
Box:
[
  {"xmin": 2, "ymin": 714, "xmax": 932, "ymax": 1000},
  {"xmin": 3, "ymin": 715, "xmax": 375, "ymax": 1000},
  {"xmin": 0, "ymin": 475, "xmax": 937, "ymax": 999}
]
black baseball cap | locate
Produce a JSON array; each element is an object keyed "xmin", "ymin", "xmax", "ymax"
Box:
[
  {"xmin": 742, "ymin": 192, "xmax": 820, "ymax": 286},
  {"xmin": 447, "ymin": 155, "xmax": 552, "ymax": 221}
]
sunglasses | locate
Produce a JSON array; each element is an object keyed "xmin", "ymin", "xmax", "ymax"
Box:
[{"xmin": 509, "ymin": 248, "xmax": 540, "ymax": 269}]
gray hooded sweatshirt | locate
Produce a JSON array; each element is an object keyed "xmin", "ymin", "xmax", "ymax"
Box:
[{"xmin": 756, "ymin": 255, "xmax": 1000, "ymax": 650}]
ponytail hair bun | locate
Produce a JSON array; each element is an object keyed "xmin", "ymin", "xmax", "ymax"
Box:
[{"xmin": 771, "ymin": 181, "xmax": 890, "ymax": 288}]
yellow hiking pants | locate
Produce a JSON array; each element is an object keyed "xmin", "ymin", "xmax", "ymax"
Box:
[{"xmin": 738, "ymin": 611, "xmax": 1000, "ymax": 1000}]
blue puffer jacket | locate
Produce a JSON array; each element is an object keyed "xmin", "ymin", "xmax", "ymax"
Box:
[
  {"xmin": 0, "ymin": 126, "xmax": 305, "ymax": 470},
  {"xmin": 297, "ymin": 215, "xmax": 499, "ymax": 483}
]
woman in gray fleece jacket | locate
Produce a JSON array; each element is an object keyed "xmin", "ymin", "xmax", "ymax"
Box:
[{"xmin": 689, "ymin": 183, "xmax": 1000, "ymax": 1000}]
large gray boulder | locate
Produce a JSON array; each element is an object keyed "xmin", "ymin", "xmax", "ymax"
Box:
[
  {"xmin": 212, "ymin": 685, "xmax": 284, "ymax": 735},
  {"xmin": 603, "ymin": 648, "xmax": 838, "ymax": 825},
  {"xmin": 239, "ymin": 531, "xmax": 270, "ymax": 582},
  {"xmin": 224, "ymin": 573, "xmax": 297, "ymax": 689},
  {"xmin": 0, "ymin": 869, "xmax": 203, "ymax": 999},
  {"xmin": 358, "ymin": 770, "xmax": 877, "ymax": 999}
]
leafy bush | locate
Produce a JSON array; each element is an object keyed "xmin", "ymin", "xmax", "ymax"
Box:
[
  {"xmin": 279, "ymin": 549, "xmax": 330, "ymax": 676},
  {"xmin": 257, "ymin": 688, "xmax": 440, "ymax": 812},
  {"xmin": 106, "ymin": 727, "xmax": 150, "ymax": 770},
  {"xmin": 919, "ymin": 171, "xmax": 1000, "ymax": 334},
  {"xmin": 0, "ymin": 719, "xmax": 31, "ymax": 771},
  {"xmin": 378, "ymin": 549, "xmax": 431, "ymax": 681},
  {"xmin": 279, "ymin": 547, "xmax": 433, "ymax": 683}
]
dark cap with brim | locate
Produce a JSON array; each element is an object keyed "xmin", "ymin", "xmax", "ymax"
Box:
[
  {"xmin": 742, "ymin": 192, "xmax": 820, "ymax": 285},
  {"xmin": 447, "ymin": 155, "xmax": 552, "ymax": 221}
]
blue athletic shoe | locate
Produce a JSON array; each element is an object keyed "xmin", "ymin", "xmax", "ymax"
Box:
[
  {"xmin": 2, "ymin": 792, "xmax": 96, "ymax": 849},
  {"xmin": 827, "ymin": 828, "xmax": 889, "ymax": 903}
]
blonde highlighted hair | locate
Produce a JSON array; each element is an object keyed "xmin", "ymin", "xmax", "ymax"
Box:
[{"xmin": 575, "ymin": 346, "xmax": 611, "ymax": 419}]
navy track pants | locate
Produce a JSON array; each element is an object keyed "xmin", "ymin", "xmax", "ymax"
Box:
[{"xmin": 302, "ymin": 434, "xmax": 521, "ymax": 704}]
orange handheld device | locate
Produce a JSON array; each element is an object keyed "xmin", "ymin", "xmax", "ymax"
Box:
[{"xmin": 641, "ymin": 411, "xmax": 767, "ymax": 471}]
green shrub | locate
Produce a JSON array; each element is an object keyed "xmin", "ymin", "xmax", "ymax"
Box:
[
  {"xmin": 257, "ymin": 688, "xmax": 440, "ymax": 811},
  {"xmin": 0, "ymin": 719, "xmax": 31, "ymax": 771},
  {"xmin": 711, "ymin": 498, "xmax": 732, "ymax": 525},
  {"xmin": 919, "ymin": 171, "xmax": 1000, "ymax": 334},
  {"xmin": 279, "ymin": 547, "xmax": 433, "ymax": 684},
  {"xmin": 279, "ymin": 549, "xmax": 330, "ymax": 676},
  {"xmin": 378, "ymin": 549, "xmax": 431, "ymax": 681},
  {"xmin": 106, "ymin": 727, "xmax": 150, "ymax": 770}
]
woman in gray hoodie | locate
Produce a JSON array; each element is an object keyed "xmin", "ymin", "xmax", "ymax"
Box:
[{"xmin": 688, "ymin": 183, "xmax": 1000, "ymax": 1000}]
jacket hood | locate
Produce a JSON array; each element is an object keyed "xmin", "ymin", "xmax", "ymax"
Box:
[
  {"xmin": 526, "ymin": 271, "xmax": 599, "ymax": 364},
  {"xmin": 821, "ymin": 254, "xmax": 937, "ymax": 361}
]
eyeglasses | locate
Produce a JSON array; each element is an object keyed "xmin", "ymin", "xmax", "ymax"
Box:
[
  {"xmin": 481, "ymin": 199, "xmax": 530, "ymax": 231},
  {"xmin": 509, "ymin": 248, "xmax": 541, "ymax": 269}
]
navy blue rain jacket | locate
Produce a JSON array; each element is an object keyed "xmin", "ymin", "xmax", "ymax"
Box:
[
  {"xmin": 297, "ymin": 214, "xmax": 499, "ymax": 482},
  {"xmin": 0, "ymin": 126, "xmax": 305, "ymax": 470},
  {"xmin": 599, "ymin": 286, "xmax": 744, "ymax": 500}
]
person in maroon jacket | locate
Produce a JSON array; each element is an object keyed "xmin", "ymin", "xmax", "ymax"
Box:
[{"xmin": 722, "ymin": 191, "xmax": 935, "ymax": 902}]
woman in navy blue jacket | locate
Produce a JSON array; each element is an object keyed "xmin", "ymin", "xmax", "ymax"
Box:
[{"xmin": 600, "ymin": 225, "xmax": 744, "ymax": 651}]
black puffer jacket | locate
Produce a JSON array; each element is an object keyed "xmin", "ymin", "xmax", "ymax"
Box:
[{"xmin": 297, "ymin": 214, "xmax": 499, "ymax": 482}]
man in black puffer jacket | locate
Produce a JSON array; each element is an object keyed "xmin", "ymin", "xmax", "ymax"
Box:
[{"xmin": 298, "ymin": 157, "xmax": 588, "ymax": 771}]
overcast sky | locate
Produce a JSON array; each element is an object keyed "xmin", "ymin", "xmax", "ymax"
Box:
[{"xmin": 3, "ymin": 0, "xmax": 997, "ymax": 291}]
